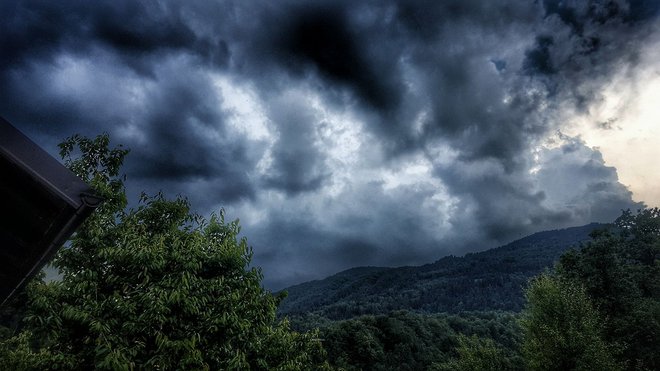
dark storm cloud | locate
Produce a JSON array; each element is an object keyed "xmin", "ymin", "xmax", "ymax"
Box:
[
  {"xmin": 0, "ymin": 0, "xmax": 224, "ymax": 131},
  {"xmin": 260, "ymin": 93, "xmax": 330, "ymax": 195},
  {"xmin": 0, "ymin": 1, "xmax": 226, "ymax": 73},
  {"xmin": 250, "ymin": 179, "xmax": 449, "ymax": 288},
  {"xmin": 0, "ymin": 0, "xmax": 254, "ymax": 203},
  {"xmin": 87, "ymin": 1, "xmax": 232, "ymax": 74},
  {"xmin": 434, "ymin": 160, "xmax": 556, "ymax": 241},
  {"xmin": 0, "ymin": 1, "xmax": 81, "ymax": 69},
  {"xmin": 542, "ymin": 0, "xmax": 660, "ymax": 28},
  {"xmin": 387, "ymin": 0, "xmax": 657, "ymax": 161},
  {"xmin": 524, "ymin": 0, "xmax": 659, "ymax": 110},
  {"xmin": 123, "ymin": 66, "xmax": 257, "ymax": 202},
  {"xmin": 92, "ymin": 3, "xmax": 195, "ymax": 53},
  {"xmin": 277, "ymin": 4, "xmax": 400, "ymax": 111},
  {"xmin": 413, "ymin": 0, "xmax": 653, "ymax": 215},
  {"xmin": 233, "ymin": 1, "xmax": 414, "ymax": 147},
  {"xmin": 241, "ymin": 0, "xmax": 651, "ymax": 284},
  {"xmin": 524, "ymin": 36, "xmax": 557, "ymax": 75},
  {"xmin": 1, "ymin": 0, "xmax": 654, "ymax": 289},
  {"xmin": 238, "ymin": 0, "xmax": 543, "ymax": 155}
]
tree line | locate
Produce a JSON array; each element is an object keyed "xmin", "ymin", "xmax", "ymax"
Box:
[{"xmin": 278, "ymin": 223, "xmax": 600, "ymax": 319}]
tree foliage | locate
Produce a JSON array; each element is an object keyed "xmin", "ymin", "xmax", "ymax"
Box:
[
  {"xmin": 556, "ymin": 209, "xmax": 660, "ymax": 370},
  {"xmin": 432, "ymin": 334, "xmax": 517, "ymax": 371},
  {"xmin": 521, "ymin": 274, "xmax": 620, "ymax": 371},
  {"xmin": 306, "ymin": 310, "xmax": 523, "ymax": 371},
  {"xmin": 0, "ymin": 134, "xmax": 329, "ymax": 370},
  {"xmin": 521, "ymin": 208, "xmax": 660, "ymax": 370}
]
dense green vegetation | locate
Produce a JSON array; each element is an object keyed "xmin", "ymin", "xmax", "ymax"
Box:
[
  {"xmin": 521, "ymin": 274, "xmax": 620, "ymax": 370},
  {"xmin": 0, "ymin": 135, "xmax": 329, "ymax": 370},
  {"xmin": 432, "ymin": 334, "xmax": 520, "ymax": 371},
  {"xmin": 549, "ymin": 209, "xmax": 659, "ymax": 370},
  {"xmin": 292, "ymin": 310, "xmax": 523, "ymax": 371},
  {"xmin": 279, "ymin": 224, "xmax": 600, "ymax": 319}
]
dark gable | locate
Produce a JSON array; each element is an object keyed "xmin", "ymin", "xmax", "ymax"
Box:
[{"xmin": 0, "ymin": 117, "xmax": 101, "ymax": 304}]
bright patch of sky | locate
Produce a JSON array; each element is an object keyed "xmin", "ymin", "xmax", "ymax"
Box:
[
  {"xmin": 565, "ymin": 30, "xmax": 660, "ymax": 207},
  {"xmin": 211, "ymin": 73, "xmax": 272, "ymax": 141}
]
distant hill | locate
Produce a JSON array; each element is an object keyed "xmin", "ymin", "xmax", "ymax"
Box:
[{"xmin": 278, "ymin": 223, "xmax": 605, "ymax": 320}]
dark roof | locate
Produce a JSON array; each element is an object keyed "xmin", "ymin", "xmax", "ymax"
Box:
[{"xmin": 0, "ymin": 117, "xmax": 101, "ymax": 305}]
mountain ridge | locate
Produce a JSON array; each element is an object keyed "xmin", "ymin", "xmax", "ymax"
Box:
[{"xmin": 278, "ymin": 223, "xmax": 606, "ymax": 319}]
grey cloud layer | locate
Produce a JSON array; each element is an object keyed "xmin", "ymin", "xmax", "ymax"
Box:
[{"xmin": 1, "ymin": 0, "xmax": 655, "ymax": 288}]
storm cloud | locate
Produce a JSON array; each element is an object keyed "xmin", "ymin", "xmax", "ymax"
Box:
[{"xmin": 1, "ymin": 0, "xmax": 655, "ymax": 288}]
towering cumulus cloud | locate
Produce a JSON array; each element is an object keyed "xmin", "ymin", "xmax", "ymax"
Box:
[{"xmin": 2, "ymin": 0, "xmax": 656, "ymax": 288}]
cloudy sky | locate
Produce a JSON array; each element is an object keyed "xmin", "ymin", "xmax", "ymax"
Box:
[{"xmin": 2, "ymin": 0, "xmax": 659, "ymax": 289}]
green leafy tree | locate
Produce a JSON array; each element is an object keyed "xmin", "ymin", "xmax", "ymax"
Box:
[
  {"xmin": 557, "ymin": 209, "xmax": 660, "ymax": 370},
  {"xmin": 432, "ymin": 334, "xmax": 518, "ymax": 371},
  {"xmin": 315, "ymin": 310, "xmax": 523, "ymax": 371},
  {"xmin": 521, "ymin": 274, "xmax": 621, "ymax": 371},
  {"xmin": 0, "ymin": 134, "xmax": 329, "ymax": 370}
]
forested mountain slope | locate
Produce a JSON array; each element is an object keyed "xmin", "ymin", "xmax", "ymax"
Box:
[{"xmin": 278, "ymin": 223, "xmax": 604, "ymax": 319}]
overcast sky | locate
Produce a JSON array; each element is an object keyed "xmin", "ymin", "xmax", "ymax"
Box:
[{"xmin": 2, "ymin": 0, "xmax": 659, "ymax": 289}]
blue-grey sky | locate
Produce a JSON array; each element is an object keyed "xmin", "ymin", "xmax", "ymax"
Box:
[{"xmin": 2, "ymin": 0, "xmax": 658, "ymax": 289}]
